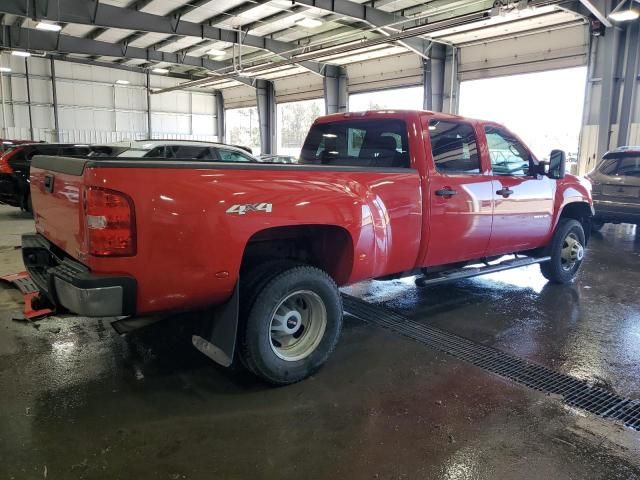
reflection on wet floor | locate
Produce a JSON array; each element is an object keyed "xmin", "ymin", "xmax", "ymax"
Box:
[
  {"xmin": 345, "ymin": 223, "xmax": 640, "ymax": 398},
  {"xmin": 1, "ymin": 220, "xmax": 639, "ymax": 479}
]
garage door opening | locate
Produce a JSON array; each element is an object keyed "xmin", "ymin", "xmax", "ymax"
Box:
[
  {"xmin": 276, "ymin": 98, "xmax": 324, "ymax": 158},
  {"xmin": 459, "ymin": 67, "xmax": 587, "ymax": 169},
  {"xmin": 226, "ymin": 106, "xmax": 261, "ymax": 156},
  {"xmin": 349, "ymin": 86, "xmax": 424, "ymax": 111}
]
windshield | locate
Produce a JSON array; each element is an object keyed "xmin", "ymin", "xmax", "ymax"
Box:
[{"xmin": 299, "ymin": 119, "xmax": 410, "ymax": 168}]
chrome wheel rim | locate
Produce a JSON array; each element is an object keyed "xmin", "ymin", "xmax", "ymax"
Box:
[
  {"xmin": 560, "ymin": 232, "xmax": 584, "ymax": 271},
  {"xmin": 269, "ymin": 290, "xmax": 327, "ymax": 361}
]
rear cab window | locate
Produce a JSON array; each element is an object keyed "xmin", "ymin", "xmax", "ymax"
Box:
[{"xmin": 299, "ymin": 119, "xmax": 410, "ymax": 168}]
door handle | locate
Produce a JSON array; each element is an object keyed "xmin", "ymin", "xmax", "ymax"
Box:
[
  {"xmin": 496, "ymin": 187, "xmax": 514, "ymax": 198},
  {"xmin": 435, "ymin": 188, "xmax": 457, "ymax": 197}
]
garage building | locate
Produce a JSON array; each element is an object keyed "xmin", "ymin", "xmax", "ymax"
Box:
[{"xmin": 0, "ymin": 0, "xmax": 639, "ymax": 478}]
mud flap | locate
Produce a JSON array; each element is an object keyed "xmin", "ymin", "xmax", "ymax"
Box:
[{"xmin": 192, "ymin": 282, "xmax": 239, "ymax": 367}]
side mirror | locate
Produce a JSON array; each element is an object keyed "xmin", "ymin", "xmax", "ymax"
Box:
[
  {"xmin": 536, "ymin": 160, "xmax": 549, "ymax": 176},
  {"xmin": 548, "ymin": 149, "xmax": 566, "ymax": 179}
]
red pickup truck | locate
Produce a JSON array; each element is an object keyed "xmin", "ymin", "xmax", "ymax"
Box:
[{"xmin": 23, "ymin": 110, "xmax": 593, "ymax": 384}]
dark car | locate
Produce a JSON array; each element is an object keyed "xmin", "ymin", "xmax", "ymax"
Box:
[
  {"xmin": 587, "ymin": 146, "xmax": 640, "ymax": 230},
  {"xmin": 0, "ymin": 143, "xmax": 92, "ymax": 211}
]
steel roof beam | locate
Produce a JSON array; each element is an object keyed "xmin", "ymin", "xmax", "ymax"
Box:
[
  {"xmin": 0, "ymin": 0, "xmax": 326, "ymax": 75},
  {"xmin": 578, "ymin": 0, "xmax": 612, "ymax": 27},
  {"xmin": 0, "ymin": 25, "xmax": 254, "ymax": 86},
  {"xmin": 292, "ymin": 0, "xmax": 431, "ymax": 57}
]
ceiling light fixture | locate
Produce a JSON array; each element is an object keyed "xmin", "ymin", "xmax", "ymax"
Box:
[
  {"xmin": 11, "ymin": 50, "xmax": 31, "ymax": 57},
  {"xmin": 36, "ymin": 22, "xmax": 62, "ymax": 32},
  {"xmin": 207, "ymin": 49, "xmax": 226, "ymax": 57},
  {"xmin": 152, "ymin": 67, "xmax": 169, "ymax": 74},
  {"xmin": 0, "ymin": 67, "xmax": 11, "ymax": 73},
  {"xmin": 295, "ymin": 17, "xmax": 323, "ymax": 28},
  {"xmin": 115, "ymin": 79, "xmax": 130, "ymax": 85},
  {"xmin": 609, "ymin": 0, "xmax": 640, "ymax": 21}
]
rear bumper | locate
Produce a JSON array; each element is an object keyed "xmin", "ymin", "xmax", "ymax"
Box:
[
  {"xmin": 593, "ymin": 198, "xmax": 640, "ymax": 224},
  {"xmin": 22, "ymin": 234, "xmax": 137, "ymax": 316}
]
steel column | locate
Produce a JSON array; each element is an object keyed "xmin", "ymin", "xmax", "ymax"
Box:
[
  {"xmin": 616, "ymin": 22, "xmax": 639, "ymax": 147},
  {"xmin": 323, "ymin": 65, "xmax": 348, "ymax": 114},
  {"xmin": 255, "ymin": 79, "xmax": 276, "ymax": 155},
  {"xmin": 596, "ymin": 27, "xmax": 622, "ymax": 160},
  {"xmin": 423, "ymin": 43, "xmax": 445, "ymax": 111},
  {"xmin": 442, "ymin": 45, "xmax": 459, "ymax": 114},
  {"xmin": 146, "ymin": 70, "xmax": 152, "ymax": 138},
  {"xmin": 24, "ymin": 58, "xmax": 33, "ymax": 140},
  {"xmin": 50, "ymin": 58, "xmax": 60, "ymax": 142},
  {"xmin": 213, "ymin": 91, "xmax": 225, "ymax": 142}
]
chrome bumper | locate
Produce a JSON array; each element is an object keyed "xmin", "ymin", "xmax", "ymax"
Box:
[{"xmin": 22, "ymin": 233, "xmax": 137, "ymax": 317}]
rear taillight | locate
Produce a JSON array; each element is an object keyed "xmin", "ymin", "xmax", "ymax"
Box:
[
  {"xmin": 84, "ymin": 187, "xmax": 136, "ymax": 256},
  {"xmin": 0, "ymin": 150, "xmax": 17, "ymax": 173}
]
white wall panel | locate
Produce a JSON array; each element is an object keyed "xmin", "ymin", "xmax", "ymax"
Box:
[
  {"xmin": 116, "ymin": 111, "xmax": 147, "ymax": 133},
  {"xmin": 29, "ymin": 78, "xmax": 53, "ymax": 104}
]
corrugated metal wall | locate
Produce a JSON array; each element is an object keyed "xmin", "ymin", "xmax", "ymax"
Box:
[{"xmin": 0, "ymin": 53, "xmax": 219, "ymax": 144}]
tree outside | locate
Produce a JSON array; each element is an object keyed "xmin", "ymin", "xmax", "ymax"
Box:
[{"xmin": 277, "ymin": 99, "xmax": 324, "ymax": 158}]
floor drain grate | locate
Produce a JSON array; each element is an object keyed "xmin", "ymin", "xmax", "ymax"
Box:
[{"xmin": 343, "ymin": 294, "xmax": 640, "ymax": 431}]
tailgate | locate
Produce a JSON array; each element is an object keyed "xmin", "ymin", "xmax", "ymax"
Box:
[{"xmin": 30, "ymin": 155, "xmax": 88, "ymax": 259}]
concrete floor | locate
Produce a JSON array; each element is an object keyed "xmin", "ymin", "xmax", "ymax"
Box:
[{"xmin": 1, "ymin": 204, "xmax": 639, "ymax": 480}]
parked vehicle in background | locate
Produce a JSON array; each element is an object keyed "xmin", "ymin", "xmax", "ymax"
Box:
[
  {"xmin": 100, "ymin": 140, "xmax": 258, "ymax": 162},
  {"xmin": 0, "ymin": 139, "xmax": 37, "ymax": 155},
  {"xmin": 587, "ymin": 146, "xmax": 640, "ymax": 230},
  {"xmin": 258, "ymin": 154, "xmax": 297, "ymax": 164},
  {"xmin": 0, "ymin": 143, "xmax": 93, "ymax": 211},
  {"xmin": 23, "ymin": 110, "xmax": 593, "ymax": 385}
]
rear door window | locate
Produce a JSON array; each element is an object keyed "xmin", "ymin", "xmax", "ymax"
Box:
[
  {"xmin": 618, "ymin": 157, "xmax": 640, "ymax": 177},
  {"xmin": 165, "ymin": 145, "xmax": 214, "ymax": 159},
  {"xmin": 299, "ymin": 119, "xmax": 410, "ymax": 168},
  {"xmin": 428, "ymin": 120, "xmax": 480, "ymax": 174},
  {"xmin": 217, "ymin": 149, "xmax": 254, "ymax": 162}
]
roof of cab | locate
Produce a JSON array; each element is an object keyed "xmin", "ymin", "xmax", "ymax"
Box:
[{"xmin": 313, "ymin": 109, "xmax": 472, "ymax": 124}]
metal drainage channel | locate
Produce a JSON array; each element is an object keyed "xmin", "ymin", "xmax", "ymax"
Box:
[{"xmin": 342, "ymin": 294, "xmax": 640, "ymax": 431}]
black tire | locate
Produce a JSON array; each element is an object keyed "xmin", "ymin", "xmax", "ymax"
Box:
[
  {"xmin": 238, "ymin": 265, "xmax": 343, "ymax": 385},
  {"xmin": 540, "ymin": 218, "xmax": 586, "ymax": 284},
  {"xmin": 237, "ymin": 259, "xmax": 300, "ymax": 374},
  {"xmin": 591, "ymin": 219, "xmax": 604, "ymax": 231}
]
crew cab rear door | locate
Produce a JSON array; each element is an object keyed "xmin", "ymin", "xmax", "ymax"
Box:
[
  {"xmin": 422, "ymin": 116, "xmax": 494, "ymax": 266},
  {"xmin": 483, "ymin": 125, "xmax": 554, "ymax": 254}
]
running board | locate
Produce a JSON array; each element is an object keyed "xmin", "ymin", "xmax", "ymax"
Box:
[{"xmin": 415, "ymin": 256, "xmax": 550, "ymax": 287}]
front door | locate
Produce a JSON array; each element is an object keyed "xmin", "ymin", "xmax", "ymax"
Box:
[
  {"xmin": 483, "ymin": 125, "xmax": 554, "ymax": 255},
  {"xmin": 422, "ymin": 118, "xmax": 494, "ymax": 267}
]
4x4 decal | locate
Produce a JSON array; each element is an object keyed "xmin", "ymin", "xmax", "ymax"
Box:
[{"xmin": 226, "ymin": 202, "xmax": 273, "ymax": 215}]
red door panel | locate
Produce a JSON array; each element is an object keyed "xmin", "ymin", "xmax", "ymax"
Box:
[
  {"xmin": 489, "ymin": 176, "xmax": 554, "ymax": 254},
  {"xmin": 425, "ymin": 175, "xmax": 494, "ymax": 266}
]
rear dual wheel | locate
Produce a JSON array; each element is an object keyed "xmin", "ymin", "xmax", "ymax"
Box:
[{"xmin": 238, "ymin": 264, "xmax": 343, "ymax": 385}]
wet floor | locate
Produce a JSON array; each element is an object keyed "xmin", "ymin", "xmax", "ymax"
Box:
[{"xmin": 1, "ymin": 205, "xmax": 639, "ymax": 479}]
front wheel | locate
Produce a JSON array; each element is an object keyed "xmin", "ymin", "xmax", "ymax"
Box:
[
  {"xmin": 238, "ymin": 265, "xmax": 343, "ymax": 385},
  {"xmin": 540, "ymin": 218, "xmax": 586, "ymax": 284}
]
